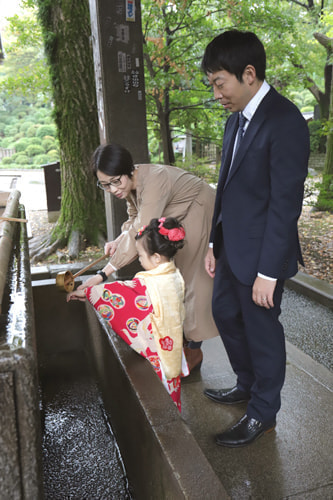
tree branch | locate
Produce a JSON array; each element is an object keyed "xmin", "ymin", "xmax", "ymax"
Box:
[{"xmin": 313, "ymin": 32, "xmax": 333, "ymax": 50}]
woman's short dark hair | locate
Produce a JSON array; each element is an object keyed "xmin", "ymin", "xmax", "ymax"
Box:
[
  {"xmin": 201, "ymin": 30, "xmax": 266, "ymax": 82},
  {"xmin": 91, "ymin": 144, "xmax": 135, "ymax": 178},
  {"xmin": 135, "ymin": 217, "xmax": 185, "ymax": 259}
]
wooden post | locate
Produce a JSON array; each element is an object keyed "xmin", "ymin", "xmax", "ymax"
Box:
[{"xmin": 89, "ymin": 0, "xmax": 148, "ymax": 278}]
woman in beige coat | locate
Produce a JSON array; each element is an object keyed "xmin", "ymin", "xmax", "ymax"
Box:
[{"xmin": 79, "ymin": 144, "xmax": 219, "ymax": 366}]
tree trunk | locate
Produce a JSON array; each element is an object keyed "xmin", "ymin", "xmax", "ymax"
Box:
[
  {"xmin": 153, "ymin": 90, "xmax": 175, "ymax": 165},
  {"xmin": 34, "ymin": 0, "xmax": 102, "ymax": 260},
  {"xmin": 313, "ymin": 33, "xmax": 332, "ymax": 120},
  {"xmin": 0, "ymin": 33, "xmax": 4, "ymax": 62},
  {"xmin": 316, "ymin": 66, "xmax": 333, "ymax": 213},
  {"xmin": 323, "ymin": 69, "xmax": 333, "ymax": 177}
]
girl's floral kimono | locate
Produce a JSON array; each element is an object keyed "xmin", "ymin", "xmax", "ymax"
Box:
[{"xmin": 85, "ymin": 261, "xmax": 189, "ymax": 411}]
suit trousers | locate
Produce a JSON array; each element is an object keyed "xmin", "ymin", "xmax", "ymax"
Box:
[{"xmin": 212, "ymin": 246, "xmax": 286, "ymax": 424}]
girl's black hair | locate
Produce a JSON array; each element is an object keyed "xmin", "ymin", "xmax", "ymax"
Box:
[
  {"xmin": 91, "ymin": 143, "xmax": 135, "ymax": 178},
  {"xmin": 135, "ymin": 217, "xmax": 185, "ymax": 259}
]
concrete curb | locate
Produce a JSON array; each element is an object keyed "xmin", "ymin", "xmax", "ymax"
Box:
[{"xmin": 286, "ymin": 271, "xmax": 333, "ymax": 310}]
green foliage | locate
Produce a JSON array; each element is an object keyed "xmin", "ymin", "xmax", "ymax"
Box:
[
  {"xmin": 36, "ymin": 123, "xmax": 56, "ymax": 138},
  {"xmin": 33, "ymin": 153, "xmax": 49, "ymax": 165},
  {"xmin": 12, "ymin": 138, "xmax": 30, "ymax": 152},
  {"xmin": 19, "ymin": 121, "xmax": 35, "ymax": 132},
  {"xmin": 26, "ymin": 144, "xmax": 45, "ymax": 156},
  {"xmin": 15, "ymin": 153, "xmax": 30, "ymax": 165},
  {"xmin": 308, "ymin": 120, "xmax": 327, "ymax": 153},
  {"xmin": 316, "ymin": 174, "xmax": 333, "ymax": 213},
  {"xmin": 0, "ymin": 7, "xmax": 52, "ymax": 102},
  {"xmin": 30, "ymin": 137, "xmax": 43, "ymax": 145},
  {"xmin": 0, "ymin": 138, "xmax": 11, "ymax": 148},
  {"xmin": 141, "ymin": 0, "xmax": 329, "ymax": 163},
  {"xmin": 41, "ymin": 137, "xmax": 55, "ymax": 151},
  {"xmin": 1, "ymin": 156, "xmax": 13, "ymax": 165},
  {"xmin": 289, "ymin": 89, "xmax": 317, "ymax": 113},
  {"xmin": 0, "ymin": 96, "xmax": 60, "ymax": 168},
  {"xmin": 4, "ymin": 124, "xmax": 19, "ymax": 136},
  {"xmin": 46, "ymin": 149, "xmax": 59, "ymax": 160},
  {"xmin": 175, "ymin": 155, "xmax": 219, "ymax": 184},
  {"xmin": 27, "ymin": 125, "xmax": 39, "ymax": 136}
]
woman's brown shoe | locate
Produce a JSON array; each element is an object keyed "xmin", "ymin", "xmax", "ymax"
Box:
[{"xmin": 184, "ymin": 347, "xmax": 203, "ymax": 372}]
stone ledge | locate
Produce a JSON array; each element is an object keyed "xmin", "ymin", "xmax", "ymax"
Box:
[
  {"xmin": 85, "ymin": 304, "xmax": 228, "ymax": 499},
  {"xmin": 31, "ymin": 264, "xmax": 333, "ymax": 311},
  {"xmin": 287, "ymin": 271, "xmax": 333, "ymax": 309}
]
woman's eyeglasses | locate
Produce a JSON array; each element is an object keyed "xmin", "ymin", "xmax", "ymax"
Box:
[{"xmin": 97, "ymin": 176, "xmax": 122, "ymax": 190}]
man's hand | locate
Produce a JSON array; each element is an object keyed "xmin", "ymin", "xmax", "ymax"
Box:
[
  {"xmin": 205, "ymin": 247, "xmax": 216, "ymax": 278},
  {"xmin": 252, "ymin": 276, "xmax": 277, "ymax": 309}
]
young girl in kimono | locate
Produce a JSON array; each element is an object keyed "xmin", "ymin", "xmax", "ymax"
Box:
[{"xmin": 67, "ymin": 217, "xmax": 189, "ymax": 411}]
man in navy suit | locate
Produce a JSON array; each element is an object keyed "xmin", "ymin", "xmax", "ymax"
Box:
[{"xmin": 202, "ymin": 30, "xmax": 309, "ymax": 447}]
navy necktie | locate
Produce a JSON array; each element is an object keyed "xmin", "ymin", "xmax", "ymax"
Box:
[
  {"xmin": 234, "ymin": 112, "xmax": 247, "ymax": 156},
  {"xmin": 224, "ymin": 112, "xmax": 247, "ymax": 184}
]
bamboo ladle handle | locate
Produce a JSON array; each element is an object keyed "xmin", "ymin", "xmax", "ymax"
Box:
[
  {"xmin": 72, "ymin": 253, "xmax": 109, "ymax": 279},
  {"xmin": 0, "ymin": 216, "xmax": 28, "ymax": 223},
  {"xmin": 56, "ymin": 253, "xmax": 109, "ymax": 292}
]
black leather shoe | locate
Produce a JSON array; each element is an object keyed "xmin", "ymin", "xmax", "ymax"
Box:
[
  {"xmin": 216, "ymin": 414, "xmax": 276, "ymax": 448},
  {"xmin": 204, "ymin": 386, "xmax": 250, "ymax": 404}
]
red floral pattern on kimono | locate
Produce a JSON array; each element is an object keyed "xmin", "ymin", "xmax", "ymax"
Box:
[{"xmin": 85, "ymin": 278, "xmax": 189, "ymax": 411}]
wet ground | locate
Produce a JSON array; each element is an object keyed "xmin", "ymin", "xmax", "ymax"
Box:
[{"xmin": 181, "ymin": 286, "xmax": 333, "ymax": 499}]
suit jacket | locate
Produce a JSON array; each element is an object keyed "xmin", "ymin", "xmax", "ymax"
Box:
[{"xmin": 211, "ymin": 87, "xmax": 310, "ymax": 286}]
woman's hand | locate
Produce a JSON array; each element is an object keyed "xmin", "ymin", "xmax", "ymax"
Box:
[{"xmin": 104, "ymin": 239, "xmax": 119, "ymax": 257}]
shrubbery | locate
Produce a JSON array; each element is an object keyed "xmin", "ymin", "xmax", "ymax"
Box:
[
  {"xmin": 26, "ymin": 144, "xmax": 45, "ymax": 156},
  {"xmin": 0, "ymin": 102, "xmax": 60, "ymax": 169},
  {"xmin": 308, "ymin": 120, "xmax": 326, "ymax": 154},
  {"xmin": 13, "ymin": 138, "xmax": 30, "ymax": 152},
  {"xmin": 16, "ymin": 154, "xmax": 30, "ymax": 165},
  {"xmin": 36, "ymin": 124, "xmax": 56, "ymax": 138},
  {"xmin": 33, "ymin": 154, "xmax": 49, "ymax": 165}
]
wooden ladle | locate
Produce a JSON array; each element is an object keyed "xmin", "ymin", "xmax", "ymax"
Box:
[{"xmin": 56, "ymin": 253, "xmax": 108, "ymax": 292}]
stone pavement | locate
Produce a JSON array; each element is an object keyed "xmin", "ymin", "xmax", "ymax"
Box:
[
  {"xmin": 0, "ymin": 169, "xmax": 47, "ymax": 211},
  {"xmin": 181, "ymin": 298, "xmax": 333, "ymax": 499}
]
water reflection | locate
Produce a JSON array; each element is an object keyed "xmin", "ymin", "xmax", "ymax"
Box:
[{"xmin": 40, "ymin": 352, "xmax": 132, "ymax": 499}]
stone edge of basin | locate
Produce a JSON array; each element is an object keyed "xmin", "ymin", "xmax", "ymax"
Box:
[
  {"xmin": 31, "ymin": 265, "xmax": 333, "ymax": 310},
  {"xmin": 84, "ymin": 304, "xmax": 229, "ymax": 500}
]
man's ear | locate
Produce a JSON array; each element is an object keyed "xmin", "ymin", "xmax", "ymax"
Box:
[{"xmin": 243, "ymin": 65, "xmax": 256, "ymax": 85}]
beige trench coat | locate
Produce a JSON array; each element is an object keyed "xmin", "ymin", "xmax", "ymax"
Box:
[{"xmin": 109, "ymin": 163, "xmax": 219, "ymax": 342}]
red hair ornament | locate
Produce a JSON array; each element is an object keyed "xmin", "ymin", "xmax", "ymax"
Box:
[{"xmin": 158, "ymin": 218, "xmax": 185, "ymax": 242}]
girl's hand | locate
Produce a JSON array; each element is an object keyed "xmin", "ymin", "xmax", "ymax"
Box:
[
  {"xmin": 66, "ymin": 289, "xmax": 86, "ymax": 302},
  {"xmin": 77, "ymin": 274, "xmax": 102, "ymax": 291}
]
